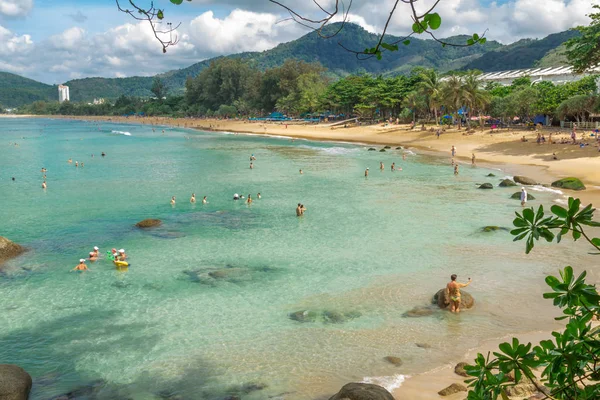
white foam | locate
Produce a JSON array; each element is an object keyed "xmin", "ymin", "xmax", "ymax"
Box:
[
  {"xmin": 111, "ymin": 130, "xmax": 132, "ymax": 136},
  {"xmin": 553, "ymin": 198, "xmax": 568, "ymax": 205},
  {"xmin": 362, "ymin": 374, "xmax": 407, "ymax": 392},
  {"xmin": 528, "ymin": 185, "xmax": 563, "ymax": 195},
  {"xmin": 298, "ymin": 145, "xmax": 360, "ymax": 155},
  {"xmin": 404, "ymin": 150, "xmax": 417, "ymax": 156}
]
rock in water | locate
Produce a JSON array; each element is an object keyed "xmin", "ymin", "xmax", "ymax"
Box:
[
  {"xmin": 454, "ymin": 362, "xmax": 469, "ymax": 377},
  {"xmin": 481, "ymin": 226, "xmax": 509, "ymax": 233},
  {"xmin": 499, "ymin": 179, "xmax": 517, "ymax": 187},
  {"xmin": 135, "ymin": 219, "xmax": 162, "ymax": 228},
  {"xmin": 368, "ymin": 148, "xmax": 377, "ymax": 151},
  {"xmin": 551, "ymin": 177, "xmax": 586, "ymax": 191},
  {"xmin": 384, "ymin": 146, "xmax": 391, "ymax": 149},
  {"xmin": 438, "ymin": 383, "xmax": 467, "ymax": 396},
  {"xmin": 289, "ymin": 310, "xmax": 317, "ymax": 323},
  {"xmin": 511, "ymin": 192, "xmax": 536, "ymax": 200},
  {"xmin": 432, "ymin": 289, "xmax": 474, "ymax": 310},
  {"xmin": 513, "ymin": 176, "xmax": 538, "ymax": 185},
  {"xmin": 379, "ymin": 149, "xmax": 386, "ymax": 152},
  {"xmin": 383, "ymin": 356, "xmax": 403, "ymax": 366},
  {"xmin": 478, "ymin": 183, "xmax": 493, "ymax": 189},
  {"xmin": 0, "ymin": 365, "xmax": 32, "ymax": 400},
  {"xmin": 403, "ymin": 306, "xmax": 435, "ymax": 317},
  {"xmin": 0, "ymin": 237, "xmax": 25, "ymax": 265},
  {"xmin": 486, "ymin": 173, "xmax": 496, "ymax": 177},
  {"xmin": 328, "ymin": 383, "xmax": 394, "ymax": 400}
]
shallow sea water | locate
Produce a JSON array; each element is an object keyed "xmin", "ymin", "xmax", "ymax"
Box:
[{"xmin": 0, "ymin": 118, "xmax": 597, "ymax": 399}]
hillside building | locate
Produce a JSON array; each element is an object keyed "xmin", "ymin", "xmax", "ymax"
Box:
[
  {"xmin": 478, "ymin": 65, "xmax": 600, "ymax": 87},
  {"xmin": 58, "ymin": 85, "xmax": 70, "ymax": 103}
]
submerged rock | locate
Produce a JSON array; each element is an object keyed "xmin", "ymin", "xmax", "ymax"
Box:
[
  {"xmin": 323, "ymin": 310, "xmax": 361, "ymax": 324},
  {"xmin": 135, "ymin": 219, "xmax": 162, "ymax": 228},
  {"xmin": 289, "ymin": 310, "xmax": 318, "ymax": 323},
  {"xmin": 432, "ymin": 289, "xmax": 474, "ymax": 310},
  {"xmin": 50, "ymin": 379, "xmax": 106, "ymax": 400},
  {"xmin": 551, "ymin": 177, "xmax": 586, "ymax": 191},
  {"xmin": 208, "ymin": 268, "xmax": 247, "ymax": 280},
  {"xmin": 454, "ymin": 362, "xmax": 469, "ymax": 377},
  {"xmin": 329, "ymin": 383, "xmax": 394, "ymax": 400},
  {"xmin": 513, "ymin": 176, "xmax": 538, "ymax": 185},
  {"xmin": 486, "ymin": 173, "xmax": 496, "ymax": 177},
  {"xmin": 511, "ymin": 192, "xmax": 536, "ymax": 200},
  {"xmin": 0, "ymin": 237, "xmax": 25, "ymax": 265},
  {"xmin": 368, "ymin": 148, "xmax": 377, "ymax": 151},
  {"xmin": 383, "ymin": 356, "xmax": 403, "ymax": 366},
  {"xmin": 478, "ymin": 183, "xmax": 493, "ymax": 189},
  {"xmin": 438, "ymin": 383, "xmax": 467, "ymax": 396},
  {"xmin": 481, "ymin": 226, "xmax": 509, "ymax": 233},
  {"xmin": 499, "ymin": 179, "xmax": 517, "ymax": 187},
  {"xmin": 0, "ymin": 365, "xmax": 32, "ymax": 400},
  {"xmin": 403, "ymin": 306, "xmax": 435, "ymax": 318}
]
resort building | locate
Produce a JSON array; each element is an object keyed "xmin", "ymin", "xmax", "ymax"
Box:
[
  {"xmin": 478, "ymin": 65, "xmax": 600, "ymax": 87},
  {"xmin": 58, "ymin": 85, "xmax": 70, "ymax": 103}
]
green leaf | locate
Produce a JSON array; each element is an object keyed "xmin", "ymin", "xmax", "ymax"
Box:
[
  {"xmin": 480, "ymin": 38, "xmax": 487, "ymax": 44},
  {"xmin": 592, "ymin": 238, "xmax": 600, "ymax": 247},
  {"xmin": 427, "ymin": 13, "xmax": 442, "ymax": 30},
  {"xmin": 403, "ymin": 40, "xmax": 411, "ymax": 46},
  {"xmin": 467, "ymin": 39, "xmax": 475, "ymax": 46},
  {"xmin": 412, "ymin": 22, "xmax": 424, "ymax": 34},
  {"xmin": 157, "ymin": 9, "xmax": 164, "ymax": 19},
  {"xmin": 473, "ymin": 33, "xmax": 480, "ymax": 41},
  {"xmin": 170, "ymin": 0, "xmax": 184, "ymax": 4},
  {"xmin": 381, "ymin": 43, "xmax": 399, "ymax": 52},
  {"xmin": 551, "ymin": 205, "xmax": 568, "ymax": 218}
]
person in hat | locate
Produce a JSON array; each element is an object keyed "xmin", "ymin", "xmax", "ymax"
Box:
[
  {"xmin": 92, "ymin": 246, "xmax": 100, "ymax": 258},
  {"xmin": 88, "ymin": 252, "xmax": 98, "ymax": 262},
  {"xmin": 73, "ymin": 259, "xmax": 88, "ymax": 271},
  {"xmin": 365, "ymin": 168, "xmax": 369, "ymax": 177},
  {"xmin": 116, "ymin": 249, "xmax": 127, "ymax": 261}
]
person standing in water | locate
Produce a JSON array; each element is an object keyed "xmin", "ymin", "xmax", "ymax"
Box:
[
  {"xmin": 88, "ymin": 252, "xmax": 98, "ymax": 262},
  {"xmin": 299, "ymin": 169, "xmax": 303, "ymax": 174},
  {"xmin": 92, "ymin": 246, "xmax": 100, "ymax": 258},
  {"xmin": 391, "ymin": 163, "xmax": 396, "ymax": 172},
  {"xmin": 250, "ymin": 162, "xmax": 254, "ymax": 169},
  {"xmin": 73, "ymin": 259, "xmax": 88, "ymax": 271},
  {"xmin": 246, "ymin": 195, "xmax": 252, "ymax": 205},
  {"xmin": 171, "ymin": 196, "xmax": 176, "ymax": 205},
  {"xmin": 446, "ymin": 274, "xmax": 472, "ymax": 313},
  {"xmin": 365, "ymin": 168, "xmax": 369, "ymax": 177},
  {"xmin": 471, "ymin": 153, "xmax": 476, "ymax": 166},
  {"xmin": 202, "ymin": 196, "xmax": 207, "ymax": 204},
  {"xmin": 520, "ymin": 187, "xmax": 528, "ymax": 207},
  {"xmin": 296, "ymin": 203, "xmax": 306, "ymax": 216},
  {"xmin": 257, "ymin": 193, "xmax": 261, "ymax": 199},
  {"xmin": 454, "ymin": 164, "xmax": 459, "ymax": 175},
  {"xmin": 190, "ymin": 193, "xmax": 196, "ymax": 203},
  {"xmin": 42, "ymin": 181, "xmax": 47, "ymax": 189},
  {"xmin": 380, "ymin": 162, "xmax": 384, "ymax": 171},
  {"xmin": 75, "ymin": 161, "xmax": 78, "ymax": 167}
]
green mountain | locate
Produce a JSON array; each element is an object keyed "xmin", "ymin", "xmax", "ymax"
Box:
[
  {"xmin": 461, "ymin": 30, "xmax": 579, "ymax": 72},
  {"xmin": 0, "ymin": 72, "xmax": 56, "ymax": 108},
  {"xmin": 0, "ymin": 24, "xmax": 579, "ymax": 107}
]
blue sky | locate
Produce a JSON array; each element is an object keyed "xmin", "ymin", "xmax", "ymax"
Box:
[{"xmin": 0, "ymin": 0, "xmax": 594, "ymax": 83}]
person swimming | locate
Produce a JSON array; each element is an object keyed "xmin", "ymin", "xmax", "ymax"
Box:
[
  {"xmin": 170, "ymin": 196, "xmax": 176, "ymax": 205},
  {"xmin": 246, "ymin": 194, "xmax": 252, "ymax": 205},
  {"xmin": 73, "ymin": 259, "xmax": 88, "ymax": 271},
  {"xmin": 190, "ymin": 193, "xmax": 196, "ymax": 203},
  {"xmin": 88, "ymin": 252, "xmax": 98, "ymax": 262},
  {"xmin": 257, "ymin": 193, "xmax": 261, "ymax": 199},
  {"xmin": 42, "ymin": 181, "xmax": 47, "ymax": 189},
  {"xmin": 68, "ymin": 158, "xmax": 72, "ymax": 164},
  {"xmin": 115, "ymin": 249, "xmax": 127, "ymax": 261},
  {"xmin": 233, "ymin": 193, "xmax": 240, "ymax": 200},
  {"xmin": 202, "ymin": 196, "xmax": 207, "ymax": 204}
]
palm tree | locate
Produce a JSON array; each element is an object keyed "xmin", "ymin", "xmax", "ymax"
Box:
[
  {"xmin": 418, "ymin": 69, "xmax": 442, "ymax": 125},
  {"xmin": 441, "ymin": 75, "xmax": 465, "ymax": 129},
  {"xmin": 462, "ymin": 73, "xmax": 491, "ymax": 129},
  {"xmin": 403, "ymin": 91, "xmax": 426, "ymax": 123}
]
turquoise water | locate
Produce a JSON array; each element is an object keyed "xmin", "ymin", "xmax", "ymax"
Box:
[{"xmin": 0, "ymin": 118, "xmax": 595, "ymax": 399}]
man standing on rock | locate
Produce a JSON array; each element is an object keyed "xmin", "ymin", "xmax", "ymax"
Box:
[{"xmin": 446, "ymin": 274, "xmax": 472, "ymax": 313}]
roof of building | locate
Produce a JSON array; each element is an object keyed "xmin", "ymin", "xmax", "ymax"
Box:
[{"xmin": 478, "ymin": 65, "xmax": 600, "ymax": 80}]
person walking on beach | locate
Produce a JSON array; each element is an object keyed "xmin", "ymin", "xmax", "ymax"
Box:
[
  {"xmin": 571, "ymin": 125, "xmax": 577, "ymax": 144},
  {"xmin": 520, "ymin": 187, "xmax": 528, "ymax": 207},
  {"xmin": 73, "ymin": 259, "xmax": 88, "ymax": 271},
  {"xmin": 365, "ymin": 168, "xmax": 369, "ymax": 177},
  {"xmin": 446, "ymin": 274, "xmax": 472, "ymax": 313},
  {"xmin": 451, "ymin": 145, "xmax": 456, "ymax": 157},
  {"xmin": 190, "ymin": 193, "xmax": 196, "ymax": 203},
  {"xmin": 471, "ymin": 153, "xmax": 476, "ymax": 166}
]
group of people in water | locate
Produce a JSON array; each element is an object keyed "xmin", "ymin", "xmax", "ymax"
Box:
[{"xmin": 72, "ymin": 246, "xmax": 127, "ymax": 271}]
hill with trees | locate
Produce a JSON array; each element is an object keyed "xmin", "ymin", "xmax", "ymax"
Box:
[{"xmin": 0, "ymin": 72, "xmax": 56, "ymax": 108}]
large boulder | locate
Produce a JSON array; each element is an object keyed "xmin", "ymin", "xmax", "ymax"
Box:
[
  {"xmin": 0, "ymin": 365, "xmax": 32, "ymax": 400},
  {"xmin": 511, "ymin": 192, "xmax": 536, "ymax": 200},
  {"xmin": 513, "ymin": 176, "xmax": 538, "ymax": 185},
  {"xmin": 432, "ymin": 289, "xmax": 474, "ymax": 310},
  {"xmin": 499, "ymin": 179, "xmax": 517, "ymax": 187},
  {"xmin": 504, "ymin": 382, "xmax": 538, "ymax": 397},
  {"xmin": 0, "ymin": 237, "xmax": 25, "ymax": 265},
  {"xmin": 135, "ymin": 219, "xmax": 162, "ymax": 228},
  {"xmin": 551, "ymin": 177, "xmax": 586, "ymax": 191},
  {"xmin": 454, "ymin": 362, "xmax": 469, "ymax": 377},
  {"xmin": 478, "ymin": 183, "xmax": 493, "ymax": 189},
  {"xmin": 438, "ymin": 383, "xmax": 467, "ymax": 396},
  {"xmin": 329, "ymin": 383, "xmax": 394, "ymax": 400}
]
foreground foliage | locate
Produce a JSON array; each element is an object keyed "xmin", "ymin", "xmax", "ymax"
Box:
[{"xmin": 466, "ymin": 198, "xmax": 600, "ymax": 399}]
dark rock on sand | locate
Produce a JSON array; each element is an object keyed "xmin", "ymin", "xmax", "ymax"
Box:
[
  {"xmin": 135, "ymin": 219, "xmax": 162, "ymax": 228},
  {"xmin": 395, "ymin": 147, "xmax": 403, "ymax": 150},
  {"xmin": 433, "ymin": 289, "xmax": 474, "ymax": 310},
  {"xmin": 289, "ymin": 310, "xmax": 318, "ymax": 323},
  {"xmin": 504, "ymin": 382, "xmax": 538, "ymax": 397},
  {"xmin": 551, "ymin": 177, "xmax": 586, "ymax": 191},
  {"xmin": 384, "ymin": 146, "xmax": 391, "ymax": 149},
  {"xmin": 239, "ymin": 382, "xmax": 268, "ymax": 394},
  {"xmin": 0, "ymin": 365, "xmax": 32, "ymax": 400},
  {"xmin": 478, "ymin": 183, "xmax": 493, "ymax": 189},
  {"xmin": 383, "ymin": 356, "xmax": 403, "ymax": 366},
  {"xmin": 513, "ymin": 176, "xmax": 538, "ymax": 185},
  {"xmin": 481, "ymin": 226, "xmax": 509, "ymax": 233},
  {"xmin": 454, "ymin": 362, "xmax": 469, "ymax": 377},
  {"xmin": 511, "ymin": 192, "xmax": 536, "ymax": 200},
  {"xmin": 438, "ymin": 383, "xmax": 467, "ymax": 396},
  {"xmin": 499, "ymin": 179, "xmax": 517, "ymax": 187},
  {"xmin": 403, "ymin": 306, "xmax": 435, "ymax": 317},
  {"xmin": 415, "ymin": 343, "xmax": 432, "ymax": 349},
  {"xmin": 0, "ymin": 237, "xmax": 25, "ymax": 265},
  {"xmin": 329, "ymin": 383, "xmax": 394, "ymax": 400}
]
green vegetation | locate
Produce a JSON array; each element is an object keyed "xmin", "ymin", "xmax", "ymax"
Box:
[
  {"xmin": 466, "ymin": 198, "xmax": 600, "ymax": 399},
  {"xmin": 0, "ymin": 72, "xmax": 56, "ymax": 108},
  {"xmin": 566, "ymin": 5, "xmax": 600, "ymax": 73}
]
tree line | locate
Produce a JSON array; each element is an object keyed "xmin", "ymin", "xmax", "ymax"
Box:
[{"xmin": 11, "ymin": 58, "xmax": 599, "ymax": 125}]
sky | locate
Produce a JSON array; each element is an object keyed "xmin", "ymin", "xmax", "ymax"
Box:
[{"xmin": 0, "ymin": 0, "xmax": 596, "ymax": 84}]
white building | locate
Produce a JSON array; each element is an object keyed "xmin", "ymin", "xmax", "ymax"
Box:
[
  {"xmin": 58, "ymin": 85, "xmax": 70, "ymax": 103},
  {"xmin": 478, "ymin": 65, "xmax": 600, "ymax": 87}
]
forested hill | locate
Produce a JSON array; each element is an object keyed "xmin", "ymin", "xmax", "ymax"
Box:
[{"xmin": 0, "ymin": 23, "xmax": 579, "ymax": 107}]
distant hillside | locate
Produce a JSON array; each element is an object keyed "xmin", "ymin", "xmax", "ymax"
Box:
[
  {"xmin": 461, "ymin": 30, "xmax": 579, "ymax": 72},
  {"xmin": 0, "ymin": 24, "xmax": 580, "ymax": 107},
  {"xmin": 0, "ymin": 72, "xmax": 56, "ymax": 108}
]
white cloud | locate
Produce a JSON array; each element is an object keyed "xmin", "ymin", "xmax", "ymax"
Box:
[
  {"xmin": 0, "ymin": 0, "xmax": 33, "ymax": 17},
  {"xmin": 0, "ymin": 24, "xmax": 33, "ymax": 55}
]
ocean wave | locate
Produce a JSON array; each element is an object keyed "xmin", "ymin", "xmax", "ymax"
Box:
[
  {"xmin": 528, "ymin": 185, "xmax": 563, "ymax": 195},
  {"xmin": 298, "ymin": 145, "xmax": 360, "ymax": 155},
  {"xmin": 111, "ymin": 130, "xmax": 132, "ymax": 136},
  {"xmin": 362, "ymin": 374, "xmax": 407, "ymax": 392},
  {"xmin": 404, "ymin": 150, "xmax": 417, "ymax": 156}
]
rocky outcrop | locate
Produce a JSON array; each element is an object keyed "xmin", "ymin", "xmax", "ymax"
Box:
[
  {"xmin": 329, "ymin": 383, "xmax": 394, "ymax": 400},
  {"xmin": 135, "ymin": 219, "xmax": 162, "ymax": 228},
  {"xmin": 551, "ymin": 177, "xmax": 586, "ymax": 191},
  {"xmin": 438, "ymin": 383, "xmax": 467, "ymax": 396},
  {"xmin": 454, "ymin": 362, "xmax": 469, "ymax": 377},
  {"xmin": 478, "ymin": 183, "xmax": 493, "ymax": 189},
  {"xmin": 504, "ymin": 382, "xmax": 538, "ymax": 397},
  {"xmin": 511, "ymin": 192, "xmax": 536, "ymax": 200},
  {"xmin": 499, "ymin": 179, "xmax": 517, "ymax": 187},
  {"xmin": 0, "ymin": 237, "xmax": 25, "ymax": 265},
  {"xmin": 0, "ymin": 365, "xmax": 32, "ymax": 400},
  {"xmin": 433, "ymin": 289, "xmax": 474, "ymax": 310},
  {"xmin": 383, "ymin": 356, "xmax": 403, "ymax": 366},
  {"xmin": 513, "ymin": 176, "xmax": 538, "ymax": 185}
]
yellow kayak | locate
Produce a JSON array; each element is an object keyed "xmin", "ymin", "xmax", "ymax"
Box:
[{"xmin": 114, "ymin": 260, "xmax": 129, "ymax": 268}]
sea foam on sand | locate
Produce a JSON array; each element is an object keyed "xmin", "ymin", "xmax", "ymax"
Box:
[{"xmin": 362, "ymin": 374, "xmax": 408, "ymax": 392}]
